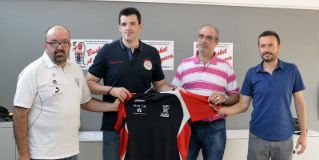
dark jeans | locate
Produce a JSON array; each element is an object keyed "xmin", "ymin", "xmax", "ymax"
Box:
[
  {"xmin": 102, "ymin": 130, "xmax": 120, "ymax": 160},
  {"xmin": 187, "ymin": 119, "xmax": 226, "ymax": 160}
]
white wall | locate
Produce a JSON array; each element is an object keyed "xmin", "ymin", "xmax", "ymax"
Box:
[{"xmin": 101, "ymin": 0, "xmax": 318, "ymax": 10}]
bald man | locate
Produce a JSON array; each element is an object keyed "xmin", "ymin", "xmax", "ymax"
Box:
[{"xmin": 13, "ymin": 26, "xmax": 119, "ymax": 160}]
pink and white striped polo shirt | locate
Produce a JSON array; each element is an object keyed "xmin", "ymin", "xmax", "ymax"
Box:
[{"xmin": 171, "ymin": 53, "xmax": 240, "ymax": 121}]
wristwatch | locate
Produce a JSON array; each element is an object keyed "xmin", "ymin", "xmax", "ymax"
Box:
[
  {"xmin": 223, "ymin": 95, "xmax": 229, "ymax": 105},
  {"xmin": 224, "ymin": 95, "xmax": 229, "ymax": 102}
]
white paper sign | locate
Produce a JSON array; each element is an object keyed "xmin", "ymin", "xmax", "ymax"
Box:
[
  {"xmin": 69, "ymin": 39, "xmax": 112, "ymax": 70},
  {"xmin": 143, "ymin": 40, "xmax": 174, "ymax": 70}
]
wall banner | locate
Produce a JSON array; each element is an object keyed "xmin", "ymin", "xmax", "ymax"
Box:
[{"xmin": 69, "ymin": 39, "xmax": 112, "ymax": 70}]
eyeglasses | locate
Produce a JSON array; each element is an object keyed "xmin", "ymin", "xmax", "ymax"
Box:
[
  {"xmin": 46, "ymin": 41, "xmax": 70, "ymax": 48},
  {"xmin": 198, "ymin": 34, "xmax": 216, "ymax": 41}
]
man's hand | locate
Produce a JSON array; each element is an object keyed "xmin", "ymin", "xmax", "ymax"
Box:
[
  {"xmin": 111, "ymin": 99, "xmax": 121, "ymax": 111},
  {"xmin": 175, "ymin": 87, "xmax": 186, "ymax": 93},
  {"xmin": 208, "ymin": 93, "xmax": 226, "ymax": 105},
  {"xmin": 209, "ymin": 103, "xmax": 220, "ymax": 112},
  {"xmin": 295, "ymin": 134, "xmax": 307, "ymax": 154},
  {"xmin": 109, "ymin": 87, "xmax": 131, "ymax": 102},
  {"xmin": 217, "ymin": 107, "xmax": 226, "ymax": 115}
]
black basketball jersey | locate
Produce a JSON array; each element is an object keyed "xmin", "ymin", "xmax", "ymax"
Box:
[{"xmin": 114, "ymin": 91, "xmax": 220, "ymax": 160}]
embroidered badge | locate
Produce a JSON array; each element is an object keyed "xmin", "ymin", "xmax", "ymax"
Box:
[
  {"xmin": 143, "ymin": 59, "xmax": 152, "ymax": 70},
  {"xmin": 160, "ymin": 105, "xmax": 170, "ymax": 118},
  {"xmin": 133, "ymin": 104, "xmax": 147, "ymax": 115}
]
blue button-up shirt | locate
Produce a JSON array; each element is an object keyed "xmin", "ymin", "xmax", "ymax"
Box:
[{"xmin": 241, "ymin": 59, "xmax": 305, "ymax": 140}]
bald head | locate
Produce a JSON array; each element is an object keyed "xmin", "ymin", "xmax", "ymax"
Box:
[{"xmin": 45, "ymin": 26, "xmax": 70, "ymax": 41}]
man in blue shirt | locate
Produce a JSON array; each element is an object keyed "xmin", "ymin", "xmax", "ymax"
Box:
[
  {"xmin": 218, "ymin": 31, "xmax": 307, "ymax": 160},
  {"xmin": 86, "ymin": 7, "xmax": 176, "ymax": 160}
]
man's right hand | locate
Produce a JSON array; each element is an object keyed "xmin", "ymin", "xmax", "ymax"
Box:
[{"xmin": 109, "ymin": 87, "xmax": 131, "ymax": 102}]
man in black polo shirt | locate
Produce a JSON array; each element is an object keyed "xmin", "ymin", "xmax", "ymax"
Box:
[{"xmin": 86, "ymin": 7, "xmax": 175, "ymax": 160}]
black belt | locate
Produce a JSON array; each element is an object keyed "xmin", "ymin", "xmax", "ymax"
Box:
[{"xmin": 192, "ymin": 118, "xmax": 224, "ymax": 126}]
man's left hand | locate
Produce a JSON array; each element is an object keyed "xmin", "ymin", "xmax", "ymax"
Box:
[
  {"xmin": 208, "ymin": 93, "xmax": 226, "ymax": 105},
  {"xmin": 174, "ymin": 87, "xmax": 186, "ymax": 93}
]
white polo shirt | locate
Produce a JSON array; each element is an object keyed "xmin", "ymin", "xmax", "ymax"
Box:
[{"xmin": 14, "ymin": 52, "xmax": 91, "ymax": 159}]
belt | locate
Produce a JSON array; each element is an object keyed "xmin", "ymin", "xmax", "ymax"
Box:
[{"xmin": 192, "ymin": 118, "xmax": 224, "ymax": 126}]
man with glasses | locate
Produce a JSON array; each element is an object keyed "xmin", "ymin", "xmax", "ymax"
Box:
[
  {"xmin": 86, "ymin": 7, "xmax": 176, "ymax": 160},
  {"xmin": 13, "ymin": 25, "xmax": 119, "ymax": 160},
  {"xmin": 171, "ymin": 25, "xmax": 240, "ymax": 160}
]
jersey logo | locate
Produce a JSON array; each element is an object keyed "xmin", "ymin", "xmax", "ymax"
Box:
[
  {"xmin": 134, "ymin": 99, "xmax": 146, "ymax": 102},
  {"xmin": 160, "ymin": 105, "xmax": 170, "ymax": 118},
  {"xmin": 74, "ymin": 78, "xmax": 80, "ymax": 87},
  {"xmin": 143, "ymin": 59, "xmax": 152, "ymax": 70},
  {"xmin": 133, "ymin": 104, "xmax": 147, "ymax": 115},
  {"xmin": 51, "ymin": 79, "xmax": 63, "ymax": 96},
  {"xmin": 55, "ymin": 87, "xmax": 60, "ymax": 93}
]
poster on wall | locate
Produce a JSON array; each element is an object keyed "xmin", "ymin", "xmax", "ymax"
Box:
[
  {"xmin": 193, "ymin": 42, "xmax": 234, "ymax": 67},
  {"xmin": 142, "ymin": 40, "xmax": 174, "ymax": 70},
  {"xmin": 69, "ymin": 39, "xmax": 112, "ymax": 70}
]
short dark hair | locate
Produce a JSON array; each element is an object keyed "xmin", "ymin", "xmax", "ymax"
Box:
[
  {"xmin": 258, "ymin": 30, "xmax": 280, "ymax": 45},
  {"xmin": 118, "ymin": 7, "xmax": 141, "ymax": 24}
]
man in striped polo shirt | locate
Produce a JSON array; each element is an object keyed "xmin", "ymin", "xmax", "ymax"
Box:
[{"xmin": 171, "ymin": 25, "xmax": 240, "ymax": 160}]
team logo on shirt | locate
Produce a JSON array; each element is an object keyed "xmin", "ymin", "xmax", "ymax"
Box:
[
  {"xmin": 134, "ymin": 99, "xmax": 146, "ymax": 102},
  {"xmin": 143, "ymin": 59, "xmax": 152, "ymax": 70},
  {"xmin": 133, "ymin": 104, "xmax": 147, "ymax": 115},
  {"xmin": 55, "ymin": 87, "xmax": 60, "ymax": 93},
  {"xmin": 160, "ymin": 105, "xmax": 170, "ymax": 118},
  {"xmin": 74, "ymin": 78, "xmax": 80, "ymax": 87},
  {"xmin": 50, "ymin": 79, "xmax": 63, "ymax": 96}
]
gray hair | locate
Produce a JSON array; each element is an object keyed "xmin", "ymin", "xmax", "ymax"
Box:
[{"xmin": 199, "ymin": 24, "xmax": 219, "ymax": 41}]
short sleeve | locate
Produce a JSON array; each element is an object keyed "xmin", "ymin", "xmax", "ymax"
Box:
[
  {"xmin": 88, "ymin": 44, "xmax": 108, "ymax": 78},
  {"xmin": 151, "ymin": 48, "xmax": 165, "ymax": 82},
  {"xmin": 80, "ymin": 71, "xmax": 92, "ymax": 104},
  {"xmin": 292, "ymin": 65, "xmax": 305, "ymax": 93},
  {"xmin": 225, "ymin": 64, "xmax": 240, "ymax": 95},
  {"xmin": 13, "ymin": 67, "xmax": 37, "ymax": 108},
  {"xmin": 240, "ymin": 69, "xmax": 253, "ymax": 96},
  {"xmin": 171, "ymin": 62, "xmax": 183, "ymax": 87}
]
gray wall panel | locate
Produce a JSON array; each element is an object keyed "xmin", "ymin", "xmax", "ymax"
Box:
[{"xmin": 0, "ymin": 0, "xmax": 318, "ymax": 131}]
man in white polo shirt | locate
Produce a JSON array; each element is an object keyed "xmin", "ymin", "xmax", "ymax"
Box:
[{"xmin": 13, "ymin": 26, "xmax": 119, "ymax": 160}]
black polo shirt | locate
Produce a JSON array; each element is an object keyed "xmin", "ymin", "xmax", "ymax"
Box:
[{"xmin": 88, "ymin": 38, "xmax": 165, "ymax": 130}]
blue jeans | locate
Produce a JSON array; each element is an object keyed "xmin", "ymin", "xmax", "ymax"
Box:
[
  {"xmin": 31, "ymin": 154, "xmax": 77, "ymax": 160},
  {"xmin": 187, "ymin": 119, "xmax": 226, "ymax": 160},
  {"xmin": 103, "ymin": 130, "xmax": 120, "ymax": 160}
]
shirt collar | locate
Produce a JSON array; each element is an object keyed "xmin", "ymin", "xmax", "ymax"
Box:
[
  {"xmin": 277, "ymin": 59, "xmax": 284, "ymax": 70},
  {"xmin": 119, "ymin": 37, "xmax": 143, "ymax": 52},
  {"xmin": 194, "ymin": 51, "xmax": 218, "ymax": 65},
  {"xmin": 256, "ymin": 59, "xmax": 284, "ymax": 73},
  {"xmin": 42, "ymin": 52, "xmax": 70, "ymax": 68}
]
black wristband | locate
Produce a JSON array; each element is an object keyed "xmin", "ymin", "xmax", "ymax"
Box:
[{"xmin": 107, "ymin": 86, "xmax": 113, "ymax": 95}]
